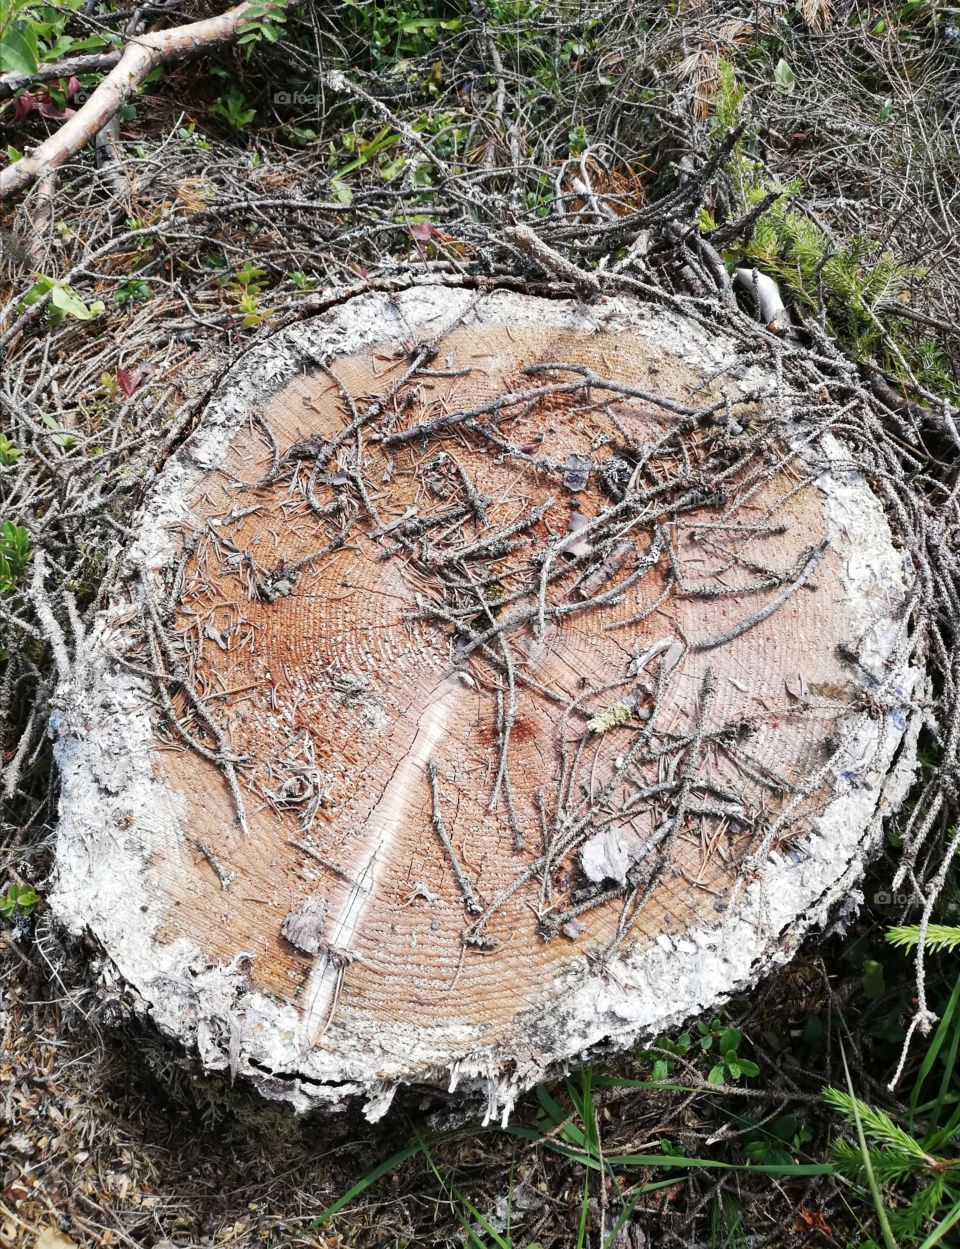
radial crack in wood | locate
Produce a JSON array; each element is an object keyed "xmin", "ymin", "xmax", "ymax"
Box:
[{"xmin": 50, "ymin": 287, "xmax": 920, "ymax": 1121}]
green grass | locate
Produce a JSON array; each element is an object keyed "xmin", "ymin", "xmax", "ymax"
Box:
[{"xmin": 293, "ymin": 941, "xmax": 960, "ymax": 1248}]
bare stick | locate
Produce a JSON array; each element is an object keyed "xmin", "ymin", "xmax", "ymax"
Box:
[
  {"xmin": 505, "ymin": 224, "xmax": 602, "ymax": 296},
  {"xmin": 29, "ymin": 550, "xmax": 71, "ymax": 681},
  {"xmin": 0, "ymin": 50, "xmax": 123, "ymax": 100},
  {"xmin": 428, "ymin": 761, "xmax": 482, "ymax": 916},
  {"xmin": 690, "ymin": 539, "xmax": 829, "ymax": 651}
]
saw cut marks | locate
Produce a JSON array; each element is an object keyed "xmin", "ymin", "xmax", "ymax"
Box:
[{"xmin": 52, "ymin": 288, "xmax": 915, "ymax": 1114}]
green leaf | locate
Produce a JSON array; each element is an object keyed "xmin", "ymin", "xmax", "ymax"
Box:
[
  {"xmin": 0, "ymin": 433, "xmax": 21, "ymax": 465},
  {"xmin": 46, "ymin": 33, "xmax": 109, "ymax": 55},
  {"xmin": 399, "ymin": 17, "xmax": 460, "ymax": 31},
  {"xmin": 861, "ymin": 957, "xmax": 885, "ymax": 999},
  {"xmin": 771, "ymin": 1114, "xmax": 799, "ymax": 1141},
  {"xmin": 40, "ymin": 413, "xmax": 76, "ymax": 448},
  {"xmin": 6, "ymin": 144, "xmax": 22, "ymax": 163},
  {"xmin": 17, "ymin": 276, "xmax": 56, "ymax": 310},
  {"xmin": 5, "ymin": 884, "xmax": 38, "ymax": 914},
  {"xmin": 0, "ymin": 520, "xmax": 31, "ymax": 590},
  {"xmin": 379, "ymin": 154, "xmax": 405, "ymax": 181},
  {"xmin": 50, "ymin": 284, "xmax": 97, "ymax": 320},
  {"xmin": 0, "ymin": 23, "xmax": 39, "ymax": 76},
  {"xmin": 773, "ymin": 59, "xmax": 796, "ymax": 94},
  {"xmin": 707, "ymin": 1064, "xmax": 726, "ymax": 1085}
]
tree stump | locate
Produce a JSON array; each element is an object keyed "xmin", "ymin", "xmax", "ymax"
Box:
[{"xmin": 51, "ymin": 286, "xmax": 919, "ymax": 1119}]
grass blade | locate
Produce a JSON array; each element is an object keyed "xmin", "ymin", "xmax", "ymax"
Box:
[
  {"xmin": 917, "ymin": 1197, "xmax": 960, "ymax": 1249},
  {"xmin": 839, "ymin": 1038, "xmax": 899, "ymax": 1249}
]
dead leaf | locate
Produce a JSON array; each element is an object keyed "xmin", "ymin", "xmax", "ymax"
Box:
[{"xmin": 795, "ymin": 1206, "xmax": 832, "ymax": 1235}]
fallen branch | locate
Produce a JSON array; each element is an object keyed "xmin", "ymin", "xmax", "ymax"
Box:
[
  {"xmin": 0, "ymin": 2, "xmax": 281, "ymax": 200},
  {"xmin": 504, "ymin": 223, "xmax": 601, "ymax": 297},
  {"xmin": 0, "ymin": 50, "xmax": 123, "ymax": 101}
]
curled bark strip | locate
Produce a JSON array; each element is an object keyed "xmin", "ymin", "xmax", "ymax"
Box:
[{"xmin": 0, "ymin": 2, "xmax": 285, "ymax": 200}]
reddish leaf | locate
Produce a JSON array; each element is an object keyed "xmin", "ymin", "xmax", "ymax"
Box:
[
  {"xmin": 795, "ymin": 1207, "xmax": 832, "ymax": 1236},
  {"xmin": 410, "ymin": 221, "xmax": 432, "ymax": 242},
  {"xmin": 34, "ymin": 93, "xmax": 74, "ymax": 118},
  {"xmin": 116, "ymin": 365, "xmax": 152, "ymax": 398},
  {"xmin": 116, "ymin": 368, "xmax": 138, "ymax": 398},
  {"xmin": 14, "ymin": 92, "xmax": 37, "ymax": 121}
]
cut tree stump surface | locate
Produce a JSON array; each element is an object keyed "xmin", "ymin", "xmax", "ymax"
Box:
[{"xmin": 51, "ymin": 287, "xmax": 919, "ymax": 1119}]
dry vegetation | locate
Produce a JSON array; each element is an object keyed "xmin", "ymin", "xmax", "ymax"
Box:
[{"xmin": 2, "ymin": 2, "xmax": 960, "ymax": 1246}]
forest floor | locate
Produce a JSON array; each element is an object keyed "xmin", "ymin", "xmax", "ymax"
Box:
[{"xmin": 2, "ymin": 3, "xmax": 960, "ymax": 1247}]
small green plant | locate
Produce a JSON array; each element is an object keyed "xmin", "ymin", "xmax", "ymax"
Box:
[
  {"xmin": 177, "ymin": 123, "xmax": 210, "ymax": 150},
  {"xmin": 694, "ymin": 1019, "xmax": 760, "ymax": 1084},
  {"xmin": 40, "ymin": 412, "xmax": 74, "ymax": 449},
  {"xmin": 642, "ymin": 1020, "xmax": 759, "ymax": 1084},
  {"xmin": 237, "ymin": 0, "xmax": 288, "ymax": 46},
  {"xmin": 568, "ymin": 124, "xmax": 588, "ymax": 155},
  {"xmin": 1, "ymin": 0, "xmax": 110, "ymax": 78},
  {"xmin": 235, "ymin": 291, "xmax": 272, "ymax": 328},
  {"xmin": 0, "ymin": 883, "xmax": 38, "ymax": 918},
  {"xmin": 333, "ymin": 124, "xmax": 403, "ymax": 184},
  {"xmin": 225, "ymin": 263, "xmax": 273, "ymax": 329},
  {"xmin": 644, "ymin": 1030, "xmax": 693, "ymax": 1081},
  {"xmin": 0, "ymin": 883, "xmax": 37, "ymax": 916},
  {"xmin": 0, "ymin": 433, "xmax": 21, "ymax": 466},
  {"xmin": 288, "ymin": 270, "xmax": 318, "ymax": 291},
  {"xmin": 229, "ymin": 262, "xmax": 269, "ymax": 293},
  {"xmin": 114, "ymin": 278, "xmax": 153, "ymax": 304},
  {"xmin": 772, "ymin": 58, "xmax": 797, "ymax": 94},
  {"xmin": 744, "ymin": 1113, "xmax": 813, "ymax": 1166},
  {"xmin": 210, "ymin": 84, "xmax": 256, "ymax": 132},
  {"xmin": 17, "ymin": 275, "xmax": 105, "ymax": 326},
  {"xmin": 0, "ymin": 520, "xmax": 30, "ymax": 591},
  {"xmin": 339, "ymin": 0, "xmax": 463, "ymax": 69}
]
